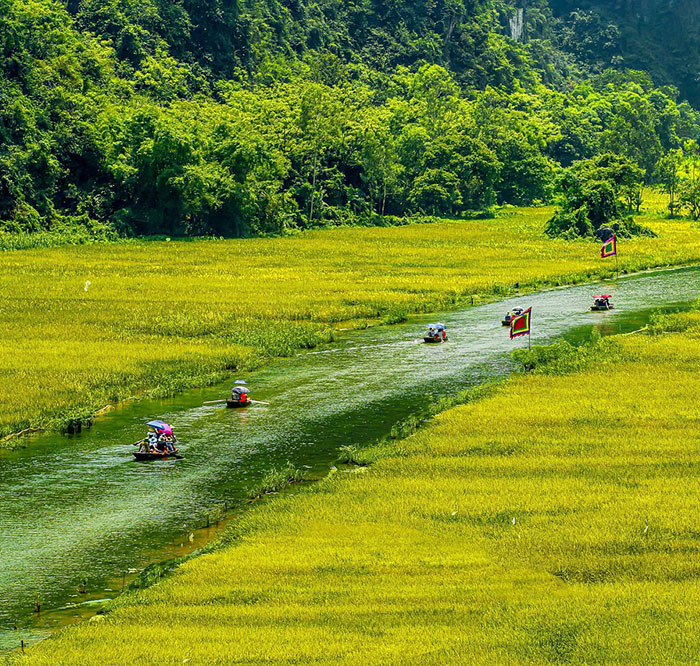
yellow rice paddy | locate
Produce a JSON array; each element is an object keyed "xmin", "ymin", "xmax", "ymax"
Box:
[
  {"xmin": 13, "ymin": 310, "xmax": 700, "ymax": 664},
  {"xmin": 3, "ymin": 206, "xmax": 700, "ymax": 439}
]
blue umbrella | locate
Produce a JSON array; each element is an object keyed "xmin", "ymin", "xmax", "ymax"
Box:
[{"xmin": 146, "ymin": 420, "xmax": 172, "ymax": 434}]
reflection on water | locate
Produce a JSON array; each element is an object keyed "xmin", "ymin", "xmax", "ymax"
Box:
[{"xmin": 1, "ymin": 265, "xmax": 699, "ymax": 650}]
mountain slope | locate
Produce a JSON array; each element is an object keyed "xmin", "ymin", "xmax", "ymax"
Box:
[{"xmin": 547, "ymin": 0, "xmax": 700, "ymax": 102}]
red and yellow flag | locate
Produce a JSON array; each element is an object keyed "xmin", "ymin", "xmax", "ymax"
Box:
[
  {"xmin": 601, "ymin": 235, "xmax": 617, "ymax": 258},
  {"xmin": 510, "ymin": 307, "xmax": 532, "ymax": 340}
]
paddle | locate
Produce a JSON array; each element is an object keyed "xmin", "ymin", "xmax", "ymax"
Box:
[{"xmin": 204, "ymin": 398, "xmax": 270, "ymax": 405}]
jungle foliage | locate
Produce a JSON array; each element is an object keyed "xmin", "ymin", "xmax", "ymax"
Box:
[
  {"xmin": 548, "ymin": 0, "xmax": 700, "ymax": 105},
  {"xmin": 3, "ymin": 0, "xmax": 700, "ymax": 240}
]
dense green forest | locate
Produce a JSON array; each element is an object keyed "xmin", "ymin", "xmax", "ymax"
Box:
[{"xmin": 3, "ymin": 0, "xmax": 700, "ymax": 241}]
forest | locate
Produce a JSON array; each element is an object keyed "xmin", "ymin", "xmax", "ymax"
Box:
[{"xmin": 3, "ymin": 0, "xmax": 700, "ymax": 241}]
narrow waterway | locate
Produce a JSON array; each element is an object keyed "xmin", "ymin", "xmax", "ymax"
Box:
[{"xmin": 2, "ymin": 265, "xmax": 699, "ymax": 651}]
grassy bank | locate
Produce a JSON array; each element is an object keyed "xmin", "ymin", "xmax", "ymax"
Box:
[
  {"xmin": 14, "ymin": 309, "xmax": 700, "ymax": 664},
  {"xmin": 3, "ymin": 205, "xmax": 700, "ymax": 439}
]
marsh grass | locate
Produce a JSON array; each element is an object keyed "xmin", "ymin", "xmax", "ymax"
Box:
[
  {"xmin": 336, "ymin": 444, "xmax": 365, "ymax": 465},
  {"xmin": 17, "ymin": 309, "xmax": 700, "ymax": 664},
  {"xmin": 247, "ymin": 462, "xmax": 305, "ymax": 499},
  {"xmin": 4, "ymin": 206, "xmax": 700, "ymax": 439}
]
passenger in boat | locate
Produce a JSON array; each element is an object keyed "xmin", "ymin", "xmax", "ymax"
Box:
[
  {"xmin": 155, "ymin": 433, "xmax": 167, "ymax": 453},
  {"xmin": 147, "ymin": 428, "xmax": 158, "ymax": 452},
  {"xmin": 156, "ymin": 431, "xmax": 178, "ymax": 454},
  {"xmin": 232, "ymin": 386, "xmax": 250, "ymax": 404},
  {"xmin": 164, "ymin": 434, "xmax": 177, "ymax": 454},
  {"xmin": 441, "ymin": 328, "xmax": 447, "ymax": 341}
]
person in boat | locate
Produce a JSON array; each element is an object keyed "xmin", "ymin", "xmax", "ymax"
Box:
[
  {"xmin": 154, "ymin": 428, "xmax": 177, "ymax": 454},
  {"xmin": 147, "ymin": 427, "xmax": 158, "ymax": 452},
  {"xmin": 137, "ymin": 426, "xmax": 161, "ymax": 454},
  {"xmin": 140, "ymin": 421, "xmax": 178, "ymax": 455},
  {"xmin": 424, "ymin": 323, "xmax": 447, "ymax": 342},
  {"xmin": 231, "ymin": 385, "xmax": 250, "ymax": 404},
  {"xmin": 164, "ymin": 433, "xmax": 177, "ymax": 453}
]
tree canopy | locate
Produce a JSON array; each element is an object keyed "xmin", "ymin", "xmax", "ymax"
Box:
[{"xmin": 3, "ymin": 0, "xmax": 700, "ymax": 240}]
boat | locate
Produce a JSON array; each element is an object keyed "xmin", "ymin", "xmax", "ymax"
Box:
[
  {"xmin": 227, "ymin": 385, "xmax": 251, "ymax": 407},
  {"xmin": 591, "ymin": 295, "xmax": 614, "ymax": 311},
  {"xmin": 132, "ymin": 450, "xmax": 182, "ymax": 461},
  {"xmin": 226, "ymin": 397, "xmax": 251, "ymax": 408},
  {"xmin": 132, "ymin": 420, "xmax": 181, "ymax": 460},
  {"xmin": 424, "ymin": 323, "xmax": 448, "ymax": 343},
  {"xmin": 502, "ymin": 307, "xmax": 524, "ymax": 327}
]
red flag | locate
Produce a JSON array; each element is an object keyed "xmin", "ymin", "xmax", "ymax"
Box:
[{"xmin": 510, "ymin": 308, "xmax": 532, "ymax": 340}]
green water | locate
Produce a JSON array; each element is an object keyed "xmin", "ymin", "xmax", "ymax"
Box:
[{"xmin": 1, "ymin": 265, "xmax": 699, "ymax": 651}]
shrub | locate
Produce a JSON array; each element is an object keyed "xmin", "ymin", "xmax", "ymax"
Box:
[{"xmin": 546, "ymin": 154, "xmax": 654, "ymax": 239}]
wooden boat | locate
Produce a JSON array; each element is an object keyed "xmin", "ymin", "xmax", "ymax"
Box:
[
  {"xmin": 502, "ymin": 307, "xmax": 524, "ymax": 327},
  {"xmin": 423, "ymin": 323, "xmax": 448, "ymax": 343},
  {"xmin": 226, "ymin": 398, "xmax": 252, "ymax": 408},
  {"xmin": 227, "ymin": 384, "xmax": 252, "ymax": 407},
  {"xmin": 591, "ymin": 295, "xmax": 614, "ymax": 311},
  {"xmin": 132, "ymin": 450, "xmax": 182, "ymax": 461}
]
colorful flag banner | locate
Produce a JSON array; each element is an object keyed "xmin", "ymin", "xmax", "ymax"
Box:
[
  {"xmin": 601, "ymin": 235, "xmax": 617, "ymax": 259},
  {"xmin": 510, "ymin": 307, "xmax": 532, "ymax": 340}
]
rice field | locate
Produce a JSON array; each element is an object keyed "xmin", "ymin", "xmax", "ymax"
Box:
[
  {"xmin": 3, "ymin": 206, "xmax": 700, "ymax": 439},
  {"xmin": 14, "ymin": 310, "xmax": 700, "ymax": 664}
]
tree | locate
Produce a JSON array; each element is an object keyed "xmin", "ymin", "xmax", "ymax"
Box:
[
  {"xmin": 655, "ymin": 149, "xmax": 683, "ymax": 215},
  {"xmin": 679, "ymin": 176, "xmax": 700, "ymax": 220},
  {"xmin": 600, "ymin": 91, "xmax": 663, "ymax": 179},
  {"xmin": 494, "ymin": 133, "xmax": 555, "ymax": 206},
  {"xmin": 360, "ymin": 113, "xmax": 400, "ymax": 217},
  {"xmin": 408, "ymin": 169, "xmax": 462, "ymax": 215},
  {"xmin": 546, "ymin": 153, "xmax": 650, "ymax": 239},
  {"xmin": 296, "ymin": 84, "xmax": 343, "ymax": 225}
]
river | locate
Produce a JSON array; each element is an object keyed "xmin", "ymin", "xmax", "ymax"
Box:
[{"xmin": 1, "ymin": 264, "xmax": 699, "ymax": 651}]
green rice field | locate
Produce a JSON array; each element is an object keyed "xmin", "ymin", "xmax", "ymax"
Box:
[
  {"xmin": 15, "ymin": 308, "xmax": 700, "ymax": 664},
  {"xmin": 4, "ymin": 204, "xmax": 700, "ymax": 440}
]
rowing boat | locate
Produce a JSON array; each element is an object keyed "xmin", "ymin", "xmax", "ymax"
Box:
[
  {"xmin": 226, "ymin": 398, "xmax": 252, "ymax": 408},
  {"xmin": 132, "ymin": 451, "xmax": 183, "ymax": 461}
]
